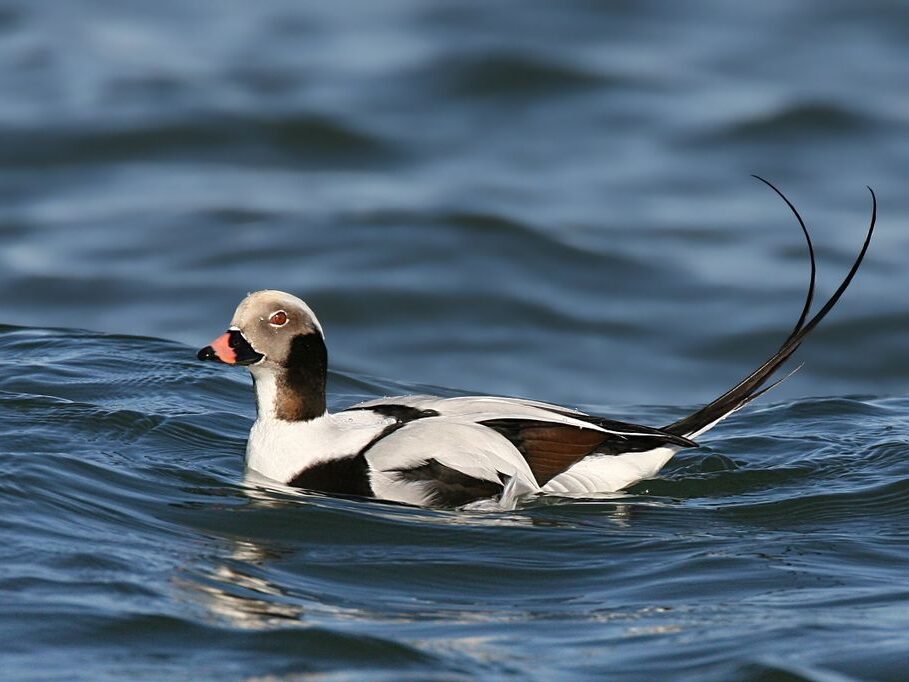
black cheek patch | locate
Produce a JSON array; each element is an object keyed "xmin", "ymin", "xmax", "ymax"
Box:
[{"xmin": 229, "ymin": 330, "xmax": 265, "ymax": 365}]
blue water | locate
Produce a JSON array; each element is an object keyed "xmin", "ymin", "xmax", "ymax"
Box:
[{"xmin": 1, "ymin": 1, "xmax": 908, "ymax": 680}]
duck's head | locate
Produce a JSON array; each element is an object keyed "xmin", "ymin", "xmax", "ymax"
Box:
[{"xmin": 198, "ymin": 290, "xmax": 327, "ymax": 421}]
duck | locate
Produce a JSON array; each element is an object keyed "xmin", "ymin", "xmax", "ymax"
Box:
[{"xmin": 198, "ymin": 182, "xmax": 876, "ymax": 508}]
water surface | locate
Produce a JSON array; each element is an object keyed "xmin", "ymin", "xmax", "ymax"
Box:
[{"xmin": 1, "ymin": 1, "xmax": 907, "ymax": 680}]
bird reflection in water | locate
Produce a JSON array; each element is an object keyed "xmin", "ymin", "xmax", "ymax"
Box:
[{"xmin": 174, "ymin": 471, "xmax": 677, "ymax": 629}]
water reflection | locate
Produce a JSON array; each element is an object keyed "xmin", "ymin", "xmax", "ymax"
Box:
[
  {"xmin": 175, "ymin": 474, "xmax": 683, "ymax": 630},
  {"xmin": 176, "ymin": 539, "xmax": 303, "ymax": 630}
]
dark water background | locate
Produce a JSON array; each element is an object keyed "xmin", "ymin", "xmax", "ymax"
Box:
[{"xmin": 1, "ymin": 1, "xmax": 907, "ymax": 680}]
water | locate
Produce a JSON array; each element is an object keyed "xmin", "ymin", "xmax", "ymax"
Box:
[{"xmin": 1, "ymin": 1, "xmax": 907, "ymax": 679}]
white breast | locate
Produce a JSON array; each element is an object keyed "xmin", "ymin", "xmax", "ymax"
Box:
[{"xmin": 246, "ymin": 410, "xmax": 394, "ymax": 483}]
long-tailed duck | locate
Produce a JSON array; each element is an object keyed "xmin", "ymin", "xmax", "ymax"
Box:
[{"xmin": 198, "ymin": 182, "xmax": 876, "ymax": 508}]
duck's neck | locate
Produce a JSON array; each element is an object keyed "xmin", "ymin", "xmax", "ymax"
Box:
[{"xmin": 250, "ymin": 333, "xmax": 328, "ymax": 422}]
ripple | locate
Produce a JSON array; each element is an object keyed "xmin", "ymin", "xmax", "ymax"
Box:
[
  {"xmin": 720, "ymin": 477, "xmax": 909, "ymax": 527},
  {"xmin": 708, "ymin": 102, "xmax": 872, "ymax": 142},
  {"xmin": 432, "ymin": 50, "xmax": 614, "ymax": 99},
  {"xmin": 0, "ymin": 112, "xmax": 400, "ymax": 169},
  {"xmin": 17, "ymin": 610, "xmax": 439, "ymax": 673}
]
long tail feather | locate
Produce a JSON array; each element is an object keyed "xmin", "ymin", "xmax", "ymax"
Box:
[{"xmin": 664, "ymin": 180, "xmax": 876, "ymax": 439}]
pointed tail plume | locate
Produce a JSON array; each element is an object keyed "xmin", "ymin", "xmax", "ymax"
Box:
[{"xmin": 664, "ymin": 178, "xmax": 876, "ymax": 439}]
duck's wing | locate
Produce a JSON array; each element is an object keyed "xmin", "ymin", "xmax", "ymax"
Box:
[
  {"xmin": 362, "ymin": 418, "xmax": 537, "ymax": 507},
  {"xmin": 345, "ymin": 395, "xmax": 695, "ymax": 500}
]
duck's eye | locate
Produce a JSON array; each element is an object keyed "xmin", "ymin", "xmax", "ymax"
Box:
[{"xmin": 269, "ymin": 310, "xmax": 288, "ymax": 327}]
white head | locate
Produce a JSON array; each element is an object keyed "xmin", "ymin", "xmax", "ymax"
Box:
[{"xmin": 198, "ymin": 290, "xmax": 328, "ymax": 421}]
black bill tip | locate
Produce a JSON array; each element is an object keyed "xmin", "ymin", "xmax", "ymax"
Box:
[{"xmin": 197, "ymin": 346, "xmax": 219, "ymax": 362}]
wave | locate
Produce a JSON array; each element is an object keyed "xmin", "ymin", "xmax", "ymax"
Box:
[
  {"xmin": 3, "ymin": 323, "xmax": 907, "ymax": 681},
  {"xmin": 427, "ymin": 50, "xmax": 617, "ymax": 99},
  {"xmin": 0, "ymin": 112, "xmax": 400, "ymax": 169},
  {"xmin": 705, "ymin": 101, "xmax": 873, "ymax": 143}
]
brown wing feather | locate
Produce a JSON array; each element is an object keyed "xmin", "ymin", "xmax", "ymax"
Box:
[
  {"xmin": 480, "ymin": 419, "xmax": 689, "ymax": 487},
  {"xmin": 516, "ymin": 425, "xmax": 608, "ymax": 485}
]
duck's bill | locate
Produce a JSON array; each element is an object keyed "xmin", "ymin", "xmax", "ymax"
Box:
[{"xmin": 197, "ymin": 330, "xmax": 264, "ymax": 365}]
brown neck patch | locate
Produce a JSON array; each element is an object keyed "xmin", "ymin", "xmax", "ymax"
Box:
[{"xmin": 274, "ymin": 332, "xmax": 327, "ymax": 422}]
